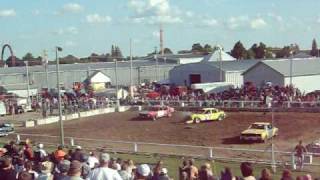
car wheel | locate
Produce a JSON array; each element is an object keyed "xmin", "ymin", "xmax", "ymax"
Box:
[
  {"xmin": 194, "ymin": 118, "xmax": 201, "ymax": 124},
  {"xmin": 152, "ymin": 117, "xmax": 156, "ymax": 121},
  {"xmin": 168, "ymin": 113, "xmax": 172, "ymax": 117},
  {"xmin": 218, "ymin": 115, "xmax": 223, "ymax": 121}
]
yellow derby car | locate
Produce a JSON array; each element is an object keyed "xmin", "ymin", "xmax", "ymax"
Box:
[
  {"xmin": 186, "ymin": 108, "xmax": 226, "ymax": 124},
  {"xmin": 240, "ymin": 122, "xmax": 278, "ymax": 143}
]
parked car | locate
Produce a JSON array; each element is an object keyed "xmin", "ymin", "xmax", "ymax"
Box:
[
  {"xmin": 306, "ymin": 140, "xmax": 320, "ymax": 155},
  {"xmin": 139, "ymin": 106, "xmax": 174, "ymax": 121},
  {"xmin": 240, "ymin": 122, "xmax": 278, "ymax": 143},
  {"xmin": 186, "ymin": 108, "xmax": 226, "ymax": 124},
  {"xmin": 0, "ymin": 123, "xmax": 14, "ymax": 136}
]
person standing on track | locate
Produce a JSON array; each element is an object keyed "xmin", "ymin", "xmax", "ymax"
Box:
[{"xmin": 294, "ymin": 140, "xmax": 307, "ymax": 170}]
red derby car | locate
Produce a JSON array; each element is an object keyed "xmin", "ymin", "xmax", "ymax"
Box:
[{"xmin": 139, "ymin": 106, "xmax": 174, "ymax": 121}]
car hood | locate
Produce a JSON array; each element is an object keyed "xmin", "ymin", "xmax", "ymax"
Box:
[{"xmin": 241, "ymin": 129, "xmax": 265, "ymax": 135}]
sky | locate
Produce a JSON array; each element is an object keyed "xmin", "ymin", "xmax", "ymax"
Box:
[{"xmin": 1, "ymin": 0, "xmax": 320, "ymax": 59}]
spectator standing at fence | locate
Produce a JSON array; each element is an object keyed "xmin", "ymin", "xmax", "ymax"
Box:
[
  {"xmin": 135, "ymin": 164, "xmax": 151, "ymax": 180},
  {"xmin": 118, "ymin": 162, "xmax": 131, "ymax": 180},
  {"xmin": 280, "ymin": 169, "xmax": 293, "ymax": 180},
  {"xmin": 4, "ymin": 141, "xmax": 19, "ymax": 157},
  {"xmin": 179, "ymin": 159, "xmax": 189, "ymax": 180},
  {"xmin": 87, "ymin": 152, "xmax": 99, "ymax": 169},
  {"xmin": 23, "ymin": 144, "xmax": 33, "ymax": 161},
  {"xmin": 65, "ymin": 160, "xmax": 83, "ymax": 180},
  {"xmin": 86, "ymin": 153, "xmax": 122, "ymax": 180},
  {"xmin": 259, "ymin": 168, "xmax": 272, "ymax": 180},
  {"xmin": 54, "ymin": 145, "xmax": 66, "ymax": 163},
  {"xmin": 53, "ymin": 160, "xmax": 70, "ymax": 180},
  {"xmin": 0, "ymin": 156, "xmax": 17, "ymax": 180},
  {"xmin": 294, "ymin": 140, "xmax": 307, "ymax": 170},
  {"xmin": 152, "ymin": 160, "xmax": 163, "ymax": 179},
  {"xmin": 25, "ymin": 161, "xmax": 39, "ymax": 179},
  {"xmin": 220, "ymin": 167, "xmax": 236, "ymax": 180},
  {"xmin": 71, "ymin": 146, "xmax": 83, "ymax": 162},
  {"xmin": 34, "ymin": 144, "xmax": 47, "ymax": 163},
  {"xmin": 240, "ymin": 162, "xmax": 256, "ymax": 180},
  {"xmin": 198, "ymin": 162, "xmax": 215, "ymax": 180},
  {"xmin": 188, "ymin": 159, "xmax": 198, "ymax": 180}
]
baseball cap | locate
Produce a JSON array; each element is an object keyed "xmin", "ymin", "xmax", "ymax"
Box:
[
  {"xmin": 161, "ymin": 168, "xmax": 168, "ymax": 175},
  {"xmin": 76, "ymin": 145, "xmax": 82, "ymax": 150},
  {"xmin": 137, "ymin": 164, "xmax": 151, "ymax": 177}
]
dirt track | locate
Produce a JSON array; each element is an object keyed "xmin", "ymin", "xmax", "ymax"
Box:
[{"xmin": 16, "ymin": 111, "xmax": 320, "ymax": 151}]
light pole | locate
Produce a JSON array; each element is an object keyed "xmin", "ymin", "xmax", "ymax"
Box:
[
  {"xmin": 129, "ymin": 38, "xmax": 133, "ymax": 97},
  {"xmin": 114, "ymin": 58, "xmax": 120, "ymax": 108},
  {"xmin": 43, "ymin": 50, "xmax": 49, "ymax": 89},
  {"xmin": 154, "ymin": 54, "xmax": 159, "ymax": 81},
  {"xmin": 216, "ymin": 45, "xmax": 223, "ymax": 82},
  {"xmin": 289, "ymin": 51, "xmax": 293, "ymax": 87},
  {"xmin": 24, "ymin": 61, "xmax": 31, "ymax": 106},
  {"xmin": 55, "ymin": 46, "xmax": 64, "ymax": 146}
]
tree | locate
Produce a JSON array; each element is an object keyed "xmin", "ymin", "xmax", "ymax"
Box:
[
  {"xmin": 22, "ymin": 52, "xmax": 34, "ymax": 61},
  {"xmin": 191, "ymin": 43, "xmax": 204, "ymax": 52},
  {"xmin": 163, "ymin": 48, "xmax": 173, "ymax": 54},
  {"xmin": 276, "ymin": 46, "xmax": 291, "ymax": 58},
  {"xmin": 203, "ymin": 44, "xmax": 213, "ymax": 53},
  {"xmin": 231, "ymin": 41, "xmax": 247, "ymax": 60},
  {"xmin": 310, "ymin": 38, "xmax": 319, "ymax": 57}
]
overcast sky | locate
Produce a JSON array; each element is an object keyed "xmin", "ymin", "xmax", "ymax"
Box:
[{"xmin": 1, "ymin": 0, "xmax": 320, "ymax": 59}]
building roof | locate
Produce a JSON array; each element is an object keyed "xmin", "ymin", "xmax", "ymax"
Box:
[
  {"xmin": 243, "ymin": 58, "xmax": 320, "ymax": 77},
  {"xmin": 292, "ymin": 52, "xmax": 313, "ymax": 59},
  {"xmin": 202, "ymin": 50, "xmax": 236, "ymax": 62},
  {"xmin": 205, "ymin": 59, "xmax": 260, "ymax": 72},
  {"xmin": 85, "ymin": 71, "xmax": 111, "ymax": 83},
  {"xmin": 0, "ymin": 60, "xmax": 176, "ymax": 75}
]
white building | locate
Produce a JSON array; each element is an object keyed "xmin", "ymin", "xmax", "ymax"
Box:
[
  {"xmin": 243, "ymin": 58, "xmax": 320, "ymax": 93},
  {"xmin": 169, "ymin": 60, "xmax": 259, "ymax": 87}
]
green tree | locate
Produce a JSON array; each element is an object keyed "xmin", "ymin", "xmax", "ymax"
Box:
[
  {"xmin": 163, "ymin": 48, "xmax": 173, "ymax": 54},
  {"xmin": 310, "ymin": 38, "xmax": 319, "ymax": 57},
  {"xmin": 22, "ymin": 52, "xmax": 34, "ymax": 61},
  {"xmin": 191, "ymin": 43, "xmax": 204, "ymax": 52},
  {"xmin": 203, "ymin": 44, "xmax": 213, "ymax": 53},
  {"xmin": 231, "ymin": 41, "xmax": 247, "ymax": 60},
  {"xmin": 276, "ymin": 46, "xmax": 291, "ymax": 58}
]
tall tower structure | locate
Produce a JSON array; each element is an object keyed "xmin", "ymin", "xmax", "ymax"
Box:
[{"xmin": 160, "ymin": 24, "xmax": 164, "ymax": 56}]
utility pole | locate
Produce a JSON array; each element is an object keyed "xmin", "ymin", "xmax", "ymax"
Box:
[
  {"xmin": 25, "ymin": 61, "xmax": 30, "ymax": 106},
  {"xmin": 55, "ymin": 46, "xmax": 64, "ymax": 146},
  {"xmin": 129, "ymin": 38, "xmax": 133, "ymax": 97},
  {"xmin": 43, "ymin": 50, "xmax": 49, "ymax": 89},
  {"xmin": 271, "ymin": 101, "xmax": 276, "ymax": 173}
]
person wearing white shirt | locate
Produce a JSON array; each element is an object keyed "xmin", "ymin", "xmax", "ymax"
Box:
[
  {"xmin": 87, "ymin": 152, "xmax": 99, "ymax": 169},
  {"xmin": 86, "ymin": 153, "xmax": 122, "ymax": 180}
]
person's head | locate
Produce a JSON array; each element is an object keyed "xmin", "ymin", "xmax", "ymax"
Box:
[
  {"xmin": 261, "ymin": 168, "xmax": 272, "ymax": 180},
  {"xmin": 121, "ymin": 162, "xmax": 129, "ymax": 171},
  {"xmin": 188, "ymin": 159, "xmax": 195, "ymax": 166},
  {"xmin": 128, "ymin": 159, "xmax": 134, "ymax": 166},
  {"xmin": 160, "ymin": 168, "xmax": 168, "ymax": 176},
  {"xmin": 99, "ymin": 153, "xmax": 110, "ymax": 166},
  {"xmin": 136, "ymin": 164, "xmax": 151, "ymax": 179},
  {"xmin": 18, "ymin": 171, "xmax": 33, "ymax": 180},
  {"xmin": 182, "ymin": 159, "xmax": 188, "ymax": 166},
  {"xmin": 80, "ymin": 153, "xmax": 89, "ymax": 163},
  {"xmin": 75, "ymin": 146, "xmax": 82, "ymax": 151},
  {"xmin": 299, "ymin": 140, "xmax": 303, "ymax": 145},
  {"xmin": 304, "ymin": 174, "xmax": 312, "ymax": 180},
  {"xmin": 240, "ymin": 162, "xmax": 253, "ymax": 177},
  {"xmin": 281, "ymin": 169, "xmax": 292, "ymax": 179},
  {"xmin": 0, "ymin": 156, "xmax": 13, "ymax": 169},
  {"xmin": 58, "ymin": 160, "xmax": 71, "ymax": 174},
  {"xmin": 25, "ymin": 161, "xmax": 33, "ymax": 171},
  {"xmin": 68, "ymin": 160, "xmax": 82, "ymax": 177},
  {"xmin": 38, "ymin": 143, "xmax": 44, "ymax": 149},
  {"xmin": 57, "ymin": 145, "xmax": 63, "ymax": 150}
]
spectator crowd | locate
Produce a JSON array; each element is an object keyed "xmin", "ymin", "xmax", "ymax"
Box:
[{"xmin": 0, "ymin": 140, "xmax": 317, "ymax": 180}]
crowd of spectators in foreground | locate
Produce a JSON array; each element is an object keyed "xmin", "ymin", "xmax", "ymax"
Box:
[{"xmin": 0, "ymin": 140, "xmax": 318, "ymax": 180}]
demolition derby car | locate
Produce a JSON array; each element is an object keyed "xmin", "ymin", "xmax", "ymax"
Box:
[
  {"xmin": 240, "ymin": 122, "xmax": 278, "ymax": 143},
  {"xmin": 139, "ymin": 106, "xmax": 174, "ymax": 121},
  {"xmin": 0, "ymin": 123, "xmax": 14, "ymax": 136},
  {"xmin": 306, "ymin": 139, "xmax": 320, "ymax": 155},
  {"xmin": 186, "ymin": 108, "xmax": 226, "ymax": 124}
]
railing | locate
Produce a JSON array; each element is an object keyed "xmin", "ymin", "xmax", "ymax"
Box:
[
  {"xmin": 141, "ymin": 99, "xmax": 320, "ymax": 110},
  {"xmin": 11, "ymin": 133, "xmax": 320, "ymax": 171}
]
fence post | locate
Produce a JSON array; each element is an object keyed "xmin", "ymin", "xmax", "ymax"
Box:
[
  {"xmin": 291, "ymin": 153, "xmax": 296, "ymax": 170},
  {"xmin": 70, "ymin": 138, "xmax": 74, "ymax": 147},
  {"xmin": 134, "ymin": 143, "xmax": 138, "ymax": 153},
  {"xmin": 209, "ymin": 148, "xmax": 213, "ymax": 159},
  {"xmin": 16, "ymin": 134, "xmax": 21, "ymax": 143}
]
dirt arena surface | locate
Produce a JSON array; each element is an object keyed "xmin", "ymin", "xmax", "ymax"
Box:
[{"xmin": 16, "ymin": 111, "xmax": 320, "ymax": 151}]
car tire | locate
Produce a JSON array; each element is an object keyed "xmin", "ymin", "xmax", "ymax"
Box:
[
  {"xmin": 194, "ymin": 118, "xmax": 201, "ymax": 124},
  {"xmin": 152, "ymin": 117, "xmax": 156, "ymax": 121},
  {"xmin": 218, "ymin": 115, "xmax": 223, "ymax": 121},
  {"xmin": 168, "ymin": 113, "xmax": 172, "ymax": 117}
]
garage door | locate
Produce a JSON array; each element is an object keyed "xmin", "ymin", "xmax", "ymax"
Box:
[{"xmin": 189, "ymin": 74, "xmax": 201, "ymax": 84}]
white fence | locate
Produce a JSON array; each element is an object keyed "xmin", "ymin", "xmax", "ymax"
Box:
[
  {"xmin": 143, "ymin": 100, "xmax": 320, "ymax": 110},
  {"xmin": 12, "ymin": 133, "xmax": 320, "ymax": 171}
]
